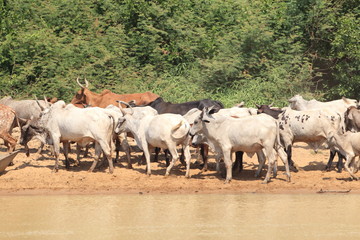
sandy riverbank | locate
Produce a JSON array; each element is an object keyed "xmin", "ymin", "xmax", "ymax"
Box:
[{"xmin": 0, "ymin": 132, "xmax": 359, "ymax": 195}]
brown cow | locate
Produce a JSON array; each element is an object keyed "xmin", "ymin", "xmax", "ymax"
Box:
[
  {"xmin": 70, "ymin": 78, "xmax": 160, "ymax": 108},
  {"xmin": 0, "ymin": 104, "xmax": 20, "ymax": 152}
]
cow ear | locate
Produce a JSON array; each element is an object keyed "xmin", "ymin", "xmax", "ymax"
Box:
[{"xmin": 207, "ymin": 105, "xmax": 216, "ymax": 115}]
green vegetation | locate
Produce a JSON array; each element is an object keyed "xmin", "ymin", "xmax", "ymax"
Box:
[{"xmin": 0, "ymin": 0, "xmax": 359, "ymax": 107}]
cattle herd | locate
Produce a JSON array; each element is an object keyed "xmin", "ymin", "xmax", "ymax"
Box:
[{"xmin": 1, "ymin": 78, "xmax": 360, "ymax": 184}]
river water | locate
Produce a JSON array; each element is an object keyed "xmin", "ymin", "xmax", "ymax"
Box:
[{"xmin": 0, "ymin": 194, "xmax": 359, "ymax": 240}]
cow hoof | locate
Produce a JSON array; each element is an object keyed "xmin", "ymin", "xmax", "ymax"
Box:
[
  {"xmin": 224, "ymin": 180, "xmax": 231, "ymax": 184},
  {"xmin": 185, "ymin": 174, "xmax": 191, "ymax": 178},
  {"xmin": 290, "ymin": 166, "xmax": 299, "ymax": 172},
  {"xmin": 262, "ymin": 179, "xmax": 270, "ymax": 184}
]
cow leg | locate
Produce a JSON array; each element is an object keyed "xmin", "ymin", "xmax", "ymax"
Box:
[
  {"xmin": 232, "ymin": 151, "xmax": 244, "ymax": 174},
  {"xmin": 222, "ymin": 148, "xmax": 233, "ymax": 183},
  {"xmin": 214, "ymin": 153, "xmax": 222, "ymax": 174},
  {"xmin": 52, "ymin": 136, "xmax": 61, "ymax": 172},
  {"xmin": 165, "ymin": 146, "xmax": 179, "ymax": 177},
  {"xmin": 62, "ymin": 141, "xmax": 71, "ymax": 169},
  {"xmin": 89, "ymin": 143, "xmax": 102, "ymax": 172},
  {"xmin": 255, "ymin": 151, "xmax": 266, "ymax": 178},
  {"xmin": 164, "ymin": 149, "xmax": 170, "ymax": 167},
  {"xmin": 200, "ymin": 144, "xmax": 209, "ymax": 171},
  {"xmin": 336, "ymin": 151, "xmax": 344, "ymax": 173},
  {"xmin": 179, "ymin": 147, "xmax": 186, "ymax": 166},
  {"xmin": 325, "ymin": 149, "xmax": 336, "ymax": 171},
  {"xmin": 92, "ymin": 140, "xmax": 113, "ymax": 174},
  {"xmin": 83, "ymin": 144, "xmax": 91, "ymax": 158},
  {"xmin": 263, "ymin": 149, "xmax": 277, "ymax": 184},
  {"xmin": 24, "ymin": 143, "xmax": 30, "ymax": 157},
  {"xmin": 276, "ymin": 147, "xmax": 291, "ymax": 182},
  {"xmin": 153, "ymin": 147, "xmax": 160, "ymax": 162},
  {"xmin": 35, "ymin": 142, "xmax": 45, "ymax": 156},
  {"xmin": 114, "ymin": 137, "xmax": 121, "ymax": 163},
  {"xmin": 183, "ymin": 144, "xmax": 192, "ymax": 178},
  {"xmin": 141, "ymin": 144, "xmax": 152, "ymax": 176},
  {"xmin": 286, "ymin": 145, "xmax": 298, "ymax": 172},
  {"xmin": 120, "ymin": 137, "xmax": 132, "ymax": 169},
  {"xmin": 1, "ymin": 133, "xmax": 16, "ymax": 152},
  {"xmin": 98, "ymin": 140, "xmax": 114, "ymax": 174},
  {"xmin": 75, "ymin": 144, "xmax": 81, "ymax": 166},
  {"xmin": 344, "ymin": 155, "xmax": 358, "ymax": 180}
]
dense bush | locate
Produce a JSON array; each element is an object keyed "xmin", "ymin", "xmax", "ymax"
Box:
[{"xmin": 0, "ymin": 0, "xmax": 358, "ymax": 107}]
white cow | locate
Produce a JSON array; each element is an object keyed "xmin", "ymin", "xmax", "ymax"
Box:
[
  {"xmin": 288, "ymin": 95, "xmax": 357, "ymax": 172},
  {"xmin": 115, "ymin": 101, "xmax": 191, "ymax": 177},
  {"xmin": 105, "ymin": 104, "xmax": 158, "ymax": 169},
  {"xmin": 328, "ymin": 132, "xmax": 360, "ymax": 180},
  {"xmin": 288, "ymin": 95, "xmax": 357, "ymax": 113},
  {"xmin": 189, "ymin": 107, "xmax": 291, "ymax": 184},
  {"xmin": 185, "ymin": 106, "xmax": 259, "ymax": 174},
  {"xmin": 22, "ymin": 101, "xmax": 122, "ymax": 173},
  {"xmin": 279, "ymin": 107, "xmax": 344, "ymax": 170}
]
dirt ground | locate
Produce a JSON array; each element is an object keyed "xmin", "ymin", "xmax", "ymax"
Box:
[{"xmin": 0, "ymin": 130, "xmax": 359, "ymax": 195}]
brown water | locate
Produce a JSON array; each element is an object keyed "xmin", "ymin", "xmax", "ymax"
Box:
[{"xmin": 0, "ymin": 194, "xmax": 359, "ymax": 240}]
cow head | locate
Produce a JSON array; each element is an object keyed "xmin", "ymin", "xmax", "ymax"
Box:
[
  {"xmin": 189, "ymin": 106, "xmax": 216, "ymax": 136},
  {"xmin": 19, "ymin": 117, "xmax": 47, "ymax": 147},
  {"xmin": 255, "ymin": 103, "xmax": 272, "ymax": 114},
  {"xmin": 70, "ymin": 77, "xmax": 90, "ymax": 106},
  {"xmin": 288, "ymin": 95, "xmax": 304, "ymax": 110},
  {"xmin": 114, "ymin": 100, "xmax": 134, "ymax": 134}
]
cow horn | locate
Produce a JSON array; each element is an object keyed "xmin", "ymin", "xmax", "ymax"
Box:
[
  {"xmin": 117, "ymin": 100, "xmax": 134, "ymax": 115},
  {"xmin": 84, "ymin": 78, "xmax": 89, "ymax": 88},
  {"xmin": 255, "ymin": 104, "xmax": 261, "ymax": 109},
  {"xmin": 43, "ymin": 95, "xmax": 50, "ymax": 108},
  {"xmin": 269, "ymin": 102, "xmax": 274, "ymax": 107},
  {"xmin": 76, "ymin": 77, "xmax": 87, "ymax": 89},
  {"xmin": 34, "ymin": 96, "xmax": 45, "ymax": 111},
  {"xmin": 236, "ymin": 101, "xmax": 245, "ymax": 107}
]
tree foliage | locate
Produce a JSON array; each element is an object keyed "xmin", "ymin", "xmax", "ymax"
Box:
[{"xmin": 0, "ymin": 0, "xmax": 358, "ymax": 107}]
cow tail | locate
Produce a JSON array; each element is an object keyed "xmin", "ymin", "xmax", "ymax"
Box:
[
  {"xmin": 275, "ymin": 120, "xmax": 282, "ymax": 150},
  {"xmin": 13, "ymin": 111, "xmax": 22, "ymax": 144},
  {"xmin": 171, "ymin": 120, "xmax": 187, "ymax": 140},
  {"xmin": 108, "ymin": 114, "xmax": 116, "ymax": 153}
]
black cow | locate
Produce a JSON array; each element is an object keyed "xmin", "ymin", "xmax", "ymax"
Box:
[
  {"xmin": 255, "ymin": 104, "xmax": 283, "ymax": 119},
  {"xmin": 147, "ymin": 97, "xmax": 224, "ymax": 115}
]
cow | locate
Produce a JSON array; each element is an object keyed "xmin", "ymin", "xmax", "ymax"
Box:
[
  {"xmin": 0, "ymin": 96, "xmax": 56, "ymax": 156},
  {"xmin": 140, "ymin": 97, "xmax": 224, "ymax": 168},
  {"xmin": 20, "ymin": 101, "xmax": 122, "ymax": 173},
  {"xmin": 279, "ymin": 107, "xmax": 344, "ymax": 172},
  {"xmin": 255, "ymin": 104, "xmax": 283, "ymax": 119},
  {"xmin": 189, "ymin": 107, "xmax": 291, "ymax": 184},
  {"xmin": 345, "ymin": 106, "xmax": 360, "ymax": 132},
  {"xmin": 144, "ymin": 97, "xmax": 224, "ymax": 115},
  {"xmin": 185, "ymin": 106, "xmax": 257, "ymax": 173},
  {"xmin": 288, "ymin": 95, "xmax": 357, "ymax": 113},
  {"xmin": 328, "ymin": 132, "xmax": 360, "ymax": 180},
  {"xmin": 288, "ymin": 95, "xmax": 357, "ymax": 172},
  {"xmin": 0, "ymin": 104, "xmax": 20, "ymax": 154},
  {"xmin": 70, "ymin": 78, "xmax": 160, "ymax": 108},
  {"xmin": 105, "ymin": 104, "xmax": 158, "ymax": 169},
  {"xmin": 115, "ymin": 101, "xmax": 192, "ymax": 178}
]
